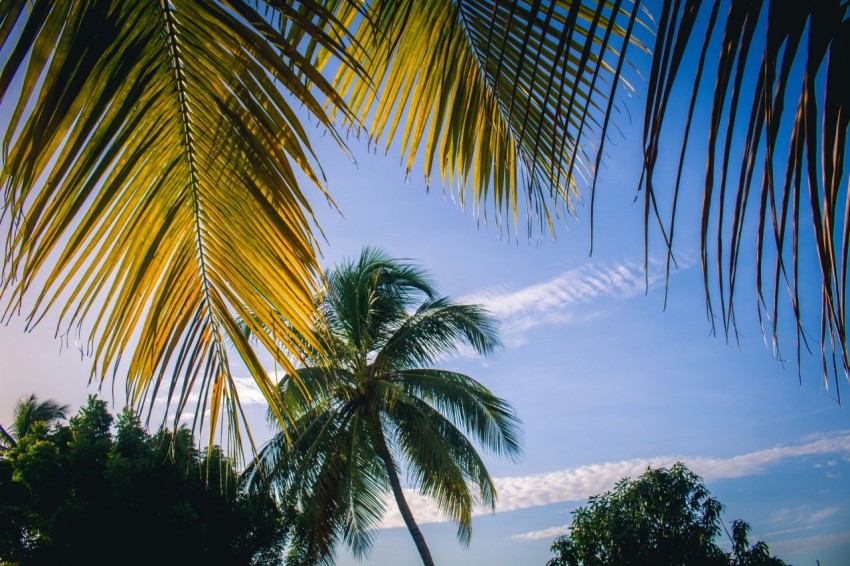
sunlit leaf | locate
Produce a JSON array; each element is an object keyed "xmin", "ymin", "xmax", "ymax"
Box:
[{"xmin": 0, "ymin": 0, "xmax": 358, "ymax": 453}]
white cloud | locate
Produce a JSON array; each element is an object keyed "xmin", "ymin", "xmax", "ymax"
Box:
[
  {"xmin": 231, "ymin": 375, "xmax": 268, "ymax": 405},
  {"xmin": 463, "ymin": 261, "xmax": 657, "ymax": 319},
  {"xmin": 770, "ymin": 507, "xmax": 794, "ymax": 524},
  {"xmin": 156, "ymin": 372, "xmax": 281, "ymax": 408},
  {"xmin": 688, "ymin": 433, "xmax": 850, "ymax": 481},
  {"xmin": 459, "ymin": 257, "xmax": 685, "ymax": 346},
  {"xmin": 510, "ymin": 524, "xmax": 571, "ymax": 542},
  {"xmin": 809, "ymin": 507, "xmax": 840, "ymax": 522},
  {"xmin": 768, "ymin": 529, "xmax": 850, "ymax": 556},
  {"xmin": 769, "ymin": 505, "xmax": 841, "ymax": 530},
  {"xmin": 379, "ymin": 430, "xmax": 850, "ymax": 530}
]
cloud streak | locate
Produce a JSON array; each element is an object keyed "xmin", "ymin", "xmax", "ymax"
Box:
[
  {"xmin": 381, "ymin": 430, "xmax": 850, "ymax": 530},
  {"xmin": 460, "ymin": 258, "xmax": 683, "ymax": 345},
  {"xmin": 768, "ymin": 530, "xmax": 850, "ymax": 557},
  {"xmin": 157, "ymin": 373, "xmax": 279, "ymax": 411},
  {"xmin": 510, "ymin": 524, "xmax": 571, "ymax": 542}
]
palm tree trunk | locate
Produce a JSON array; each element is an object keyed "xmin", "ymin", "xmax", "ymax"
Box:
[{"xmin": 373, "ymin": 419, "xmax": 435, "ymax": 566}]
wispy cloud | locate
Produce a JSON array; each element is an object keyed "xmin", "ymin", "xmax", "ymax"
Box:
[
  {"xmin": 510, "ymin": 524, "xmax": 571, "ymax": 542},
  {"xmin": 460, "ymin": 257, "xmax": 685, "ymax": 346},
  {"xmin": 809, "ymin": 507, "xmax": 840, "ymax": 522},
  {"xmin": 231, "ymin": 375, "xmax": 269, "ymax": 405},
  {"xmin": 768, "ymin": 529, "xmax": 850, "ymax": 556},
  {"xmin": 380, "ymin": 430, "xmax": 850, "ymax": 530},
  {"xmin": 463, "ymin": 260, "xmax": 660, "ymax": 318},
  {"xmin": 767, "ymin": 505, "xmax": 841, "ymax": 534}
]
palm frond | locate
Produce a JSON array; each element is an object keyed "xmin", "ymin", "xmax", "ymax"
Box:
[
  {"xmin": 644, "ymin": 0, "xmax": 850, "ymax": 392},
  {"xmin": 395, "ymin": 368, "xmax": 523, "ymax": 461},
  {"xmin": 333, "ymin": 0, "xmax": 648, "ymax": 237},
  {"xmin": 10, "ymin": 393, "xmax": 69, "ymax": 439},
  {"xmin": 338, "ymin": 413, "xmax": 388, "ymax": 559},
  {"xmin": 0, "ymin": 1, "xmax": 358, "ymax": 449},
  {"xmin": 0, "ymin": 424, "xmax": 14, "ymax": 450},
  {"xmin": 245, "ymin": 248, "xmax": 521, "ymax": 559},
  {"xmin": 375, "ymin": 298, "xmax": 502, "ymax": 369},
  {"xmin": 264, "ymin": 366, "xmax": 354, "ymax": 429},
  {"xmin": 323, "ymin": 245, "xmax": 437, "ymax": 354},
  {"xmin": 388, "ymin": 392, "xmax": 498, "ymax": 545},
  {"xmin": 248, "ymin": 401, "xmax": 387, "ymax": 563}
]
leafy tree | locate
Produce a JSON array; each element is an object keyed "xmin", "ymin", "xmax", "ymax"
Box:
[
  {"xmin": 1, "ymin": 1, "xmax": 847, "ymax": 438},
  {"xmin": 0, "ymin": 396, "xmax": 287, "ymax": 565},
  {"xmin": 547, "ymin": 463, "xmax": 786, "ymax": 566},
  {"xmin": 245, "ymin": 247, "xmax": 523, "ymax": 565}
]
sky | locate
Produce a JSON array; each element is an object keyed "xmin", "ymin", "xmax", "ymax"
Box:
[{"xmin": 2, "ymin": 4, "xmax": 850, "ymax": 566}]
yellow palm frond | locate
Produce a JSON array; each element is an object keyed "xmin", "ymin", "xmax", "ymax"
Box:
[
  {"xmin": 331, "ymin": 0, "xmax": 648, "ymax": 237},
  {"xmin": 0, "ymin": 0, "xmax": 356, "ymax": 452}
]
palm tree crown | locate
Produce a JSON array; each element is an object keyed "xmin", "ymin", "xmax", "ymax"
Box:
[
  {"xmin": 1, "ymin": 394, "xmax": 69, "ymax": 449},
  {"xmin": 246, "ymin": 247, "xmax": 523, "ymax": 565}
]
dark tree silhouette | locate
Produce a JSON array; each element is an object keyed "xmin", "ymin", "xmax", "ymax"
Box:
[
  {"xmin": 548, "ymin": 463, "xmax": 787, "ymax": 566},
  {"xmin": 0, "ymin": 396, "xmax": 288, "ymax": 565}
]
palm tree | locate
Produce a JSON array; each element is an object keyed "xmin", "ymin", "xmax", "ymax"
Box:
[
  {"xmin": 0, "ymin": 1, "xmax": 846, "ymax": 438},
  {"xmin": 0, "ymin": 394, "xmax": 69, "ymax": 449},
  {"xmin": 245, "ymin": 247, "xmax": 523, "ymax": 565}
]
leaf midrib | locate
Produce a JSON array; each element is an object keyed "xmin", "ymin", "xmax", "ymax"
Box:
[{"xmin": 158, "ymin": 0, "xmax": 226, "ymax": 370}]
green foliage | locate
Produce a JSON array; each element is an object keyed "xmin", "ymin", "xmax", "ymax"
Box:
[
  {"xmin": 246, "ymin": 247, "xmax": 522, "ymax": 565},
  {"xmin": 547, "ymin": 463, "xmax": 787, "ymax": 566},
  {"xmin": 69, "ymin": 396, "xmax": 113, "ymax": 440},
  {"xmin": 0, "ymin": 397, "xmax": 287, "ymax": 565}
]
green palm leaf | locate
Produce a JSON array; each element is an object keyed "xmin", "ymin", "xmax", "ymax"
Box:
[
  {"xmin": 0, "ymin": 1, "xmax": 358, "ymax": 449},
  {"xmin": 395, "ymin": 368, "xmax": 523, "ymax": 460},
  {"xmin": 376, "ymin": 298, "xmax": 501, "ymax": 369},
  {"xmin": 10, "ymin": 393, "xmax": 69, "ymax": 440},
  {"xmin": 389, "ymin": 393, "xmax": 496, "ymax": 545}
]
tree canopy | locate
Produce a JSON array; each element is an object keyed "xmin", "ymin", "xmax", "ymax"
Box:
[
  {"xmin": 547, "ymin": 463, "xmax": 787, "ymax": 566},
  {"xmin": 0, "ymin": 396, "xmax": 288, "ymax": 565}
]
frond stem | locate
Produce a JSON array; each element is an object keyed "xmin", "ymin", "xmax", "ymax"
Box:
[{"xmin": 157, "ymin": 0, "xmax": 229, "ymax": 412}]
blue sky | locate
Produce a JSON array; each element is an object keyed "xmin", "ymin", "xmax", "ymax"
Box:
[{"xmin": 2, "ymin": 5, "xmax": 850, "ymax": 565}]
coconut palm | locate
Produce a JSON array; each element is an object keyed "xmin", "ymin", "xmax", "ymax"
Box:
[
  {"xmin": 0, "ymin": 394, "xmax": 69, "ymax": 449},
  {"xmin": 0, "ymin": 1, "xmax": 847, "ymax": 440},
  {"xmin": 245, "ymin": 247, "xmax": 523, "ymax": 565}
]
